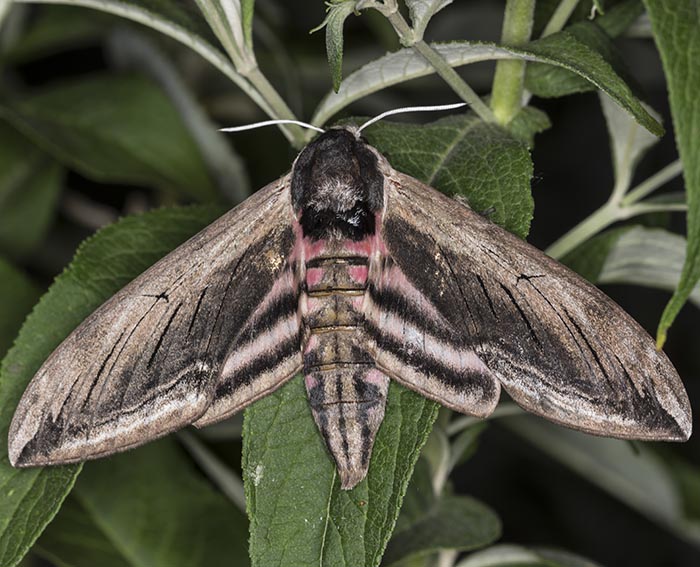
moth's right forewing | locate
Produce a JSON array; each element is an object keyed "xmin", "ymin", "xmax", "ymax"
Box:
[
  {"xmin": 383, "ymin": 172, "xmax": 691, "ymax": 442},
  {"xmin": 9, "ymin": 177, "xmax": 296, "ymax": 467}
]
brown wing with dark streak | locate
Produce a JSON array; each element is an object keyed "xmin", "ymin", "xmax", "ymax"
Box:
[
  {"xmin": 9, "ymin": 177, "xmax": 299, "ymax": 467},
  {"xmin": 380, "ymin": 170, "xmax": 691, "ymax": 441}
]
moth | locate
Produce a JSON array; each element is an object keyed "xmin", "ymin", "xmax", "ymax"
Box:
[{"xmin": 9, "ymin": 126, "xmax": 692, "ymax": 490}]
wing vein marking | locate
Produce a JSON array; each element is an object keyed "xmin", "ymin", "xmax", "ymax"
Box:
[
  {"xmin": 497, "ymin": 282, "xmax": 542, "ymax": 347},
  {"xmin": 83, "ymin": 302, "xmax": 163, "ymax": 440},
  {"xmin": 77, "ymin": 331, "xmax": 126, "ymax": 414},
  {"xmin": 204, "ymin": 250, "xmax": 250, "ymax": 356},
  {"xmin": 474, "ymin": 274, "xmax": 498, "ymax": 318},
  {"xmin": 147, "ymin": 303, "xmax": 183, "ymax": 369},
  {"xmin": 519, "ymin": 281, "xmax": 596, "ymax": 378},
  {"xmin": 561, "ymin": 306, "xmax": 615, "ymax": 391},
  {"xmin": 612, "ymin": 351, "xmax": 646, "ymax": 396},
  {"xmin": 188, "ymin": 287, "xmax": 208, "ymax": 335},
  {"xmin": 434, "ymin": 240, "xmax": 478, "ymax": 331}
]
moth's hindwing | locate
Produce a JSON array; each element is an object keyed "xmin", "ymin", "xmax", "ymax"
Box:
[
  {"xmin": 9, "ymin": 178, "xmax": 298, "ymax": 467},
  {"xmin": 381, "ymin": 170, "xmax": 691, "ymax": 441},
  {"xmin": 364, "ymin": 254, "xmax": 501, "ymax": 417}
]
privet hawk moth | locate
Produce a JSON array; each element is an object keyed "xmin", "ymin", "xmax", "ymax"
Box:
[{"xmin": 9, "ymin": 127, "xmax": 692, "ymax": 490}]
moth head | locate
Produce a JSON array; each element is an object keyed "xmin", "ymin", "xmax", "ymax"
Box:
[{"xmin": 291, "ymin": 128, "xmax": 384, "ymax": 241}]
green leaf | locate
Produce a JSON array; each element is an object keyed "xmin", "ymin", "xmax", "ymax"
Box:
[
  {"xmin": 507, "ymin": 106, "xmax": 552, "ymax": 146},
  {"xmin": 1, "ymin": 74, "xmax": 217, "ymax": 202},
  {"xmin": 561, "ymin": 226, "xmax": 633, "ymax": 282},
  {"xmin": 313, "ymin": 0, "xmax": 357, "ymax": 92},
  {"xmin": 596, "ymin": 226, "xmax": 700, "ymax": 307},
  {"xmin": 406, "ymin": 0, "xmax": 454, "ymax": 39},
  {"xmin": 382, "ymin": 495, "xmax": 500, "ymax": 566},
  {"xmin": 599, "ymin": 91, "xmax": 659, "ymax": 191},
  {"xmin": 524, "ymin": 26, "xmax": 660, "ymax": 135},
  {"xmin": 525, "ymin": 0, "xmax": 644, "ymax": 98},
  {"xmin": 244, "ymin": 378, "xmax": 439, "ymax": 567},
  {"xmin": 503, "ymin": 415, "xmax": 700, "ymax": 545},
  {"xmin": 35, "ymin": 439, "xmax": 249, "ymax": 567},
  {"xmin": 0, "ymin": 205, "xmax": 221, "ymax": 567},
  {"xmin": 13, "ymin": 0, "xmax": 271, "ymax": 110},
  {"xmin": 361, "ymin": 114, "xmax": 535, "ymax": 238},
  {"xmin": 392, "ymin": 458, "xmax": 436, "ymax": 534},
  {"xmin": 643, "ymin": 0, "xmax": 700, "ymax": 346},
  {"xmin": 0, "ymin": 0, "xmax": 10, "ymax": 26},
  {"xmin": 241, "ymin": 0, "xmax": 255, "ymax": 49},
  {"xmin": 0, "ymin": 259, "xmax": 41, "ymax": 367},
  {"xmin": 456, "ymin": 544, "xmax": 605, "ymax": 567},
  {"xmin": 312, "ymin": 38, "xmax": 662, "ymax": 137},
  {"xmin": 449, "ymin": 422, "xmax": 488, "ymax": 470},
  {"xmin": 242, "ymin": 116, "xmax": 532, "ymax": 567},
  {"xmin": 3, "ymin": 6, "xmax": 107, "ymax": 65},
  {"xmin": 0, "ymin": 122, "xmax": 62, "ymax": 258}
]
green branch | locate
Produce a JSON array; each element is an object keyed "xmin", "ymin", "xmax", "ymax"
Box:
[
  {"xmin": 546, "ymin": 159, "xmax": 684, "ymax": 259},
  {"xmin": 362, "ymin": 0, "xmax": 496, "ymax": 122},
  {"xmin": 491, "ymin": 0, "xmax": 535, "ymax": 125}
]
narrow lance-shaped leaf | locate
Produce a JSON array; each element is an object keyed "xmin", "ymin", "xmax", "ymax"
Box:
[
  {"xmin": 312, "ymin": 38, "xmax": 662, "ymax": 137},
  {"xmin": 503, "ymin": 415, "xmax": 700, "ymax": 545},
  {"xmin": 1, "ymin": 74, "xmax": 218, "ymax": 202},
  {"xmin": 35, "ymin": 439, "xmax": 249, "ymax": 567},
  {"xmin": 642, "ymin": 0, "xmax": 700, "ymax": 346},
  {"xmin": 312, "ymin": 0, "xmax": 357, "ymax": 92},
  {"xmin": 241, "ymin": 0, "xmax": 255, "ymax": 49},
  {"xmin": 406, "ymin": 0, "xmax": 454, "ymax": 39},
  {"xmin": 15, "ymin": 0, "xmax": 273, "ymax": 115},
  {"xmin": 525, "ymin": 0, "xmax": 644, "ymax": 98},
  {"xmin": 0, "ymin": 122, "xmax": 62, "ymax": 258},
  {"xmin": 0, "ymin": 206, "xmax": 221, "ymax": 567},
  {"xmin": 597, "ymin": 227, "xmax": 700, "ymax": 308},
  {"xmin": 382, "ymin": 496, "xmax": 501, "ymax": 566},
  {"xmin": 456, "ymin": 544, "xmax": 605, "ymax": 567},
  {"xmin": 599, "ymin": 91, "xmax": 660, "ymax": 191}
]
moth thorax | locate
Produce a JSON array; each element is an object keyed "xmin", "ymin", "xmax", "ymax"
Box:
[{"xmin": 291, "ymin": 128, "xmax": 385, "ymax": 241}]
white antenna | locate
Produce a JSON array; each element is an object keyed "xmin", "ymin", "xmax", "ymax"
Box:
[
  {"xmin": 220, "ymin": 102, "xmax": 468, "ymax": 137},
  {"xmin": 357, "ymin": 102, "xmax": 468, "ymax": 133},
  {"xmin": 220, "ymin": 119, "xmax": 325, "ymax": 134}
]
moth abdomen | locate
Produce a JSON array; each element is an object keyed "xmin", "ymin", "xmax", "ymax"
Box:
[{"xmin": 305, "ymin": 366, "xmax": 389, "ymax": 489}]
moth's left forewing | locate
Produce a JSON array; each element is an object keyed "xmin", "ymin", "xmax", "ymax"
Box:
[
  {"xmin": 379, "ymin": 167, "xmax": 691, "ymax": 441},
  {"xmin": 9, "ymin": 177, "xmax": 299, "ymax": 467}
]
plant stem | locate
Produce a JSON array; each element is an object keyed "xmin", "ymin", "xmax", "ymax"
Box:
[
  {"xmin": 411, "ymin": 40, "xmax": 496, "ymax": 122},
  {"xmin": 0, "ymin": 0, "xmax": 12, "ymax": 27},
  {"xmin": 541, "ymin": 0, "xmax": 580, "ymax": 37},
  {"xmin": 546, "ymin": 202, "xmax": 618, "ymax": 259},
  {"xmin": 178, "ymin": 431, "xmax": 246, "ymax": 511},
  {"xmin": 621, "ymin": 159, "xmax": 683, "ymax": 205},
  {"xmin": 491, "ymin": 0, "xmax": 535, "ymax": 125},
  {"xmin": 380, "ymin": 7, "xmax": 496, "ymax": 123},
  {"xmin": 244, "ymin": 66, "xmax": 306, "ymax": 147},
  {"xmin": 446, "ymin": 403, "xmax": 523, "ymax": 436},
  {"xmin": 546, "ymin": 160, "xmax": 684, "ymax": 259}
]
